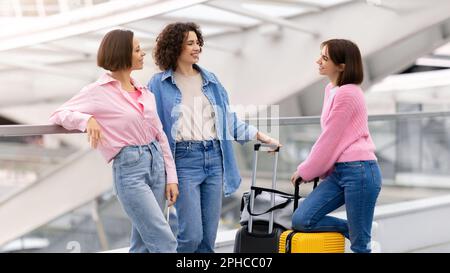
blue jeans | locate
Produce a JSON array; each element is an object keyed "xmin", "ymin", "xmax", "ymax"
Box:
[
  {"xmin": 174, "ymin": 140, "xmax": 223, "ymax": 253},
  {"xmin": 292, "ymin": 160, "xmax": 382, "ymax": 253},
  {"xmin": 113, "ymin": 141, "xmax": 177, "ymax": 253}
]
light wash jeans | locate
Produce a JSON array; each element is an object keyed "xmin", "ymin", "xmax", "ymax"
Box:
[
  {"xmin": 174, "ymin": 140, "xmax": 223, "ymax": 253},
  {"xmin": 113, "ymin": 141, "xmax": 177, "ymax": 253},
  {"xmin": 292, "ymin": 160, "xmax": 382, "ymax": 253}
]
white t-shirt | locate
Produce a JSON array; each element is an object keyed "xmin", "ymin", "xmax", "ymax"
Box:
[{"xmin": 174, "ymin": 71, "xmax": 218, "ymax": 141}]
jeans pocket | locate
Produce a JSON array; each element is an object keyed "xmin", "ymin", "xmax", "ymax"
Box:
[
  {"xmin": 370, "ymin": 164, "xmax": 382, "ymax": 190},
  {"xmin": 119, "ymin": 149, "xmax": 141, "ymax": 167},
  {"xmin": 175, "ymin": 146, "xmax": 189, "ymax": 160},
  {"xmin": 338, "ymin": 163, "xmax": 364, "ymax": 184},
  {"xmin": 343, "ymin": 161, "xmax": 363, "ymax": 168}
]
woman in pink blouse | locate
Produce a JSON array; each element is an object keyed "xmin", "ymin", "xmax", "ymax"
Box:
[
  {"xmin": 290, "ymin": 39, "xmax": 382, "ymax": 253},
  {"xmin": 50, "ymin": 29, "xmax": 178, "ymax": 253}
]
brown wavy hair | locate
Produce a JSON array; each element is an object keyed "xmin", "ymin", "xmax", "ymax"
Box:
[{"xmin": 153, "ymin": 22, "xmax": 204, "ymax": 71}]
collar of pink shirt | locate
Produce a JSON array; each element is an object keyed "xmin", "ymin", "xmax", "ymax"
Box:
[{"xmin": 95, "ymin": 73, "xmax": 146, "ymax": 92}]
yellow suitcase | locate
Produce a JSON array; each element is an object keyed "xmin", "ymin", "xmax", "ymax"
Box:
[{"xmin": 279, "ymin": 230, "xmax": 345, "ymax": 253}]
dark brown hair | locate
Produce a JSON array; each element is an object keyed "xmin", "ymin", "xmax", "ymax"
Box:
[
  {"xmin": 321, "ymin": 39, "xmax": 363, "ymax": 86},
  {"xmin": 153, "ymin": 22, "xmax": 204, "ymax": 71},
  {"xmin": 97, "ymin": 29, "xmax": 134, "ymax": 71}
]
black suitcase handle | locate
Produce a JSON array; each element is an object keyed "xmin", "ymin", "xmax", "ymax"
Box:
[
  {"xmin": 246, "ymin": 186, "xmax": 293, "ymax": 216},
  {"xmin": 294, "ymin": 177, "xmax": 319, "ymax": 210},
  {"xmin": 254, "ymin": 143, "xmax": 280, "ymax": 152}
]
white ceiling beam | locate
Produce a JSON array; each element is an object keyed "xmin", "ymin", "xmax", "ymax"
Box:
[
  {"xmin": 44, "ymin": 43, "xmax": 95, "ymax": 56},
  {"xmin": 205, "ymin": 1, "xmax": 319, "ymax": 37},
  {"xmin": 0, "ymin": 0, "xmax": 213, "ymax": 52},
  {"xmin": 81, "ymin": 28, "xmax": 156, "ymax": 52},
  {"xmin": 416, "ymin": 57, "xmax": 450, "ymax": 68},
  {"xmin": 8, "ymin": 45, "xmax": 85, "ymax": 56},
  {"xmin": 46, "ymin": 37, "xmax": 100, "ymax": 55},
  {"xmin": 251, "ymin": 0, "xmax": 324, "ymax": 11},
  {"xmin": 365, "ymin": 18, "xmax": 450, "ymax": 83},
  {"xmin": 3, "ymin": 30, "xmax": 153, "ymax": 68},
  {"xmin": 123, "ymin": 22, "xmax": 241, "ymax": 55},
  {"xmin": 363, "ymin": 0, "xmax": 399, "ymax": 13},
  {"xmin": 91, "ymin": 26, "xmax": 157, "ymax": 40},
  {"xmin": 204, "ymin": 43, "xmax": 242, "ymax": 55},
  {"xmin": 0, "ymin": 54, "xmax": 91, "ymax": 80},
  {"xmin": 0, "ymin": 56, "xmax": 96, "ymax": 74},
  {"xmin": 154, "ymin": 15, "xmax": 247, "ymax": 30}
]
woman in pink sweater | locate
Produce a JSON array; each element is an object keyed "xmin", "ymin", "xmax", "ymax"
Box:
[{"xmin": 290, "ymin": 39, "xmax": 382, "ymax": 253}]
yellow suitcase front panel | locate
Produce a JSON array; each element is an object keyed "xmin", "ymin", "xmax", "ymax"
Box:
[{"xmin": 279, "ymin": 230, "xmax": 344, "ymax": 253}]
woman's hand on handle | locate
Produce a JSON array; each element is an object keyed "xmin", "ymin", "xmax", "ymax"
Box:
[
  {"xmin": 86, "ymin": 117, "xmax": 102, "ymax": 149},
  {"xmin": 166, "ymin": 183, "xmax": 179, "ymax": 207},
  {"xmin": 256, "ymin": 131, "xmax": 282, "ymax": 152},
  {"xmin": 292, "ymin": 171, "xmax": 317, "ymax": 186},
  {"xmin": 290, "ymin": 171, "xmax": 302, "ymax": 186}
]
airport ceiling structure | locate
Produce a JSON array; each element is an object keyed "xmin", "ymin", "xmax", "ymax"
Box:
[{"xmin": 0, "ymin": 0, "xmax": 450, "ymax": 122}]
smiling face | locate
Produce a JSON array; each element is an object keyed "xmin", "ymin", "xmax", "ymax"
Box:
[
  {"xmin": 131, "ymin": 37, "xmax": 146, "ymax": 70},
  {"xmin": 316, "ymin": 45, "xmax": 343, "ymax": 80},
  {"xmin": 177, "ymin": 31, "xmax": 201, "ymax": 65}
]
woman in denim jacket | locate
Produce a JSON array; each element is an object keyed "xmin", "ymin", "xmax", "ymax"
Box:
[
  {"xmin": 290, "ymin": 39, "xmax": 382, "ymax": 253},
  {"xmin": 148, "ymin": 22, "xmax": 280, "ymax": 253}
]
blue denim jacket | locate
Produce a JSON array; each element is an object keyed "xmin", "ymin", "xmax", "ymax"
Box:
[{"xmin": 148, "ymin": 64, "xmax": 258, "ymax": 197}]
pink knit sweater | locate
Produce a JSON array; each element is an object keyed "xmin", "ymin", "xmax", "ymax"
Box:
[{"xmin": 297, "ymin": 83, "xmax": 377, "ymax": 181}]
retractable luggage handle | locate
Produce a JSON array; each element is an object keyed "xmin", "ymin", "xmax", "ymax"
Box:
[
  {"xmin": 248, "ymin": 143, "xmax": 280, "ymax": 234},
  {"xmin": 248, "ymin": 143, "xmax": 320, "ymax": 234}
]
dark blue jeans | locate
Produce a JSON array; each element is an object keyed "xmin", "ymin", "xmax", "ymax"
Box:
[
  {"xmin": 292, "ymin": 160, "xmax": 382, "ymax": 253},
  {"xmin": 174, "ymin": 140, "xmax": 223, "ymax": 253}
]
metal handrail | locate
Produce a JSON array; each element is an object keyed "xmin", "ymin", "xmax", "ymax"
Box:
[
  {"xmin": 249, "ymin": 111, "xmax": 450, "ymax": 126},
  {"xmin": 0, "ymin": 125, "xmax": 80, "ymax": 137},
  {"xmin": 1, "ymin": 111, "xmax": 450, "ymax": 137}
]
